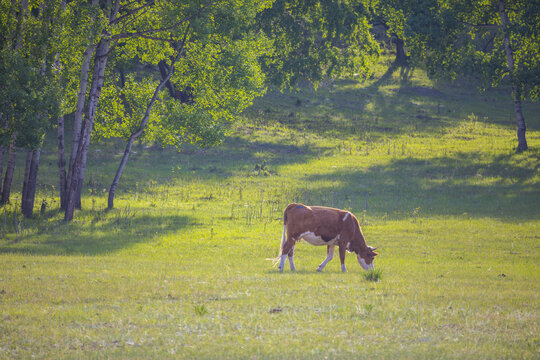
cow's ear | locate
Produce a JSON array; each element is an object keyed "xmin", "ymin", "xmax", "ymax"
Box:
[{"xmin": 372, "ymin": 252, "xmax": 378, "ymax": 257}]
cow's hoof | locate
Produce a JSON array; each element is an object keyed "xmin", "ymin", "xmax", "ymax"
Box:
[{"xmin": 316, "ymin": 268, "xmax": 323, "ymax": 272}]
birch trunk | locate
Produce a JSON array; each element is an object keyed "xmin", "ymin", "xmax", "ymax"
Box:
[
  {"xmin": 498, "ymin": 0, "xmax": 528, "ymax": 152},
  {"xmin": 67, "ymin": 44, "xmax": 94, "ymax": 209},
  {"xmin": 106, "ymin": 78, "xmax": 167, "ymax": 209},
  {"xmin": 64, "ymin": 0, "xmax": 121, "ymax": 221},
  {"xmin": 65, "ymin": 38, "xmax": 110, "ymax": 221},
  {"xmin": 107, "ymin": 136, "xmax": 136, "ymax": 210},
  {"xmin": 107, "ymin": 43, "xmax": 185, "ymax": 210}
]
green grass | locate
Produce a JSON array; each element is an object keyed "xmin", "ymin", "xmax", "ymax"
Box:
[{"xmin": 1, "ymin": 61, "xmax": 539, "ymax": 359}]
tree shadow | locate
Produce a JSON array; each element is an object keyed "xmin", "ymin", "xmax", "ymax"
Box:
[
  {"xmin": 242, "ymin": 65, "xmax": 455, "ymax": 142},
  {"xmin": 0, "ymin": 213, "xmax": 195, "ymax": 256},
  {"xmin": 302, "ymin": 152, "xmax": 540, "ymax": 222},
  {"xmin": 366, "ymin": 62, "xmax": 400, "ymax": 92},
  {"xmin": 168, "ymin": 135, "xmax": 331, "ymax": 180}
]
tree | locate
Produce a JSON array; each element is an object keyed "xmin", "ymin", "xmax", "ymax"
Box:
[
  {"xmin": 420, "ymin": 0, "xmax": 539, "ymax": 152},
  {"xmin": 368, "ymin": 0, "xmax": 409, "ymax": 65},
  {"xmin": 255, "ymin": 0, "xmax": 381, "ymax": 88},
  {"xmin": 0, "ymin": 0, "xmax": 62, "ymax": 215},
  {"xmin": 92, "ymin": 2, "xmax": 271, "ymax": 209},
  {"xmin": 367, "ymin": 0, "xmax": 442, "ymax": 67},
  {"xmin": 58, "ymin": 0, "xmax": 273, "ymax": 220}
]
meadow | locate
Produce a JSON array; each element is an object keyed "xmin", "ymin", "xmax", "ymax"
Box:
[{"xmin": 1, "ymin": 60, "xmax": 539, "ymax": 359}]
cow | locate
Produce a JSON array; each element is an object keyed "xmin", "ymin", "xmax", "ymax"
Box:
[{"xmin": 274, "ymin": 203, "xmax": 378, "ymax": 273}]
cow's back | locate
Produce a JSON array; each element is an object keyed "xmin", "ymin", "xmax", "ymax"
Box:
[{"xmin": 284, "ymin": 203, "xmax": 344, "ymax": 242}]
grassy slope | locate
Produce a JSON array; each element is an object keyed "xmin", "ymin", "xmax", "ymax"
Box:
[{"xmin": 1, "ymin": 60, "xmax": 539, "ymax": 359}]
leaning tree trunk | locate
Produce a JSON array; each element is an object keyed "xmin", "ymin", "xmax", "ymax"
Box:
[
  {"xmin": 108, "ymin": 136, "xmax": 137, "ymax": 210},
  {"xmin": 498, "ymin": 0, "xmax": 527, "ymax": 152},
  {"xmin": 107, "ymin": 45, "xmax": 184, "ymax": 210},
  {"xmin": 57, "ymin": 115, "xmax": 68, "ymax": 209},
  {"xmin": 21, "ymin": 149, "xmax": 40, "ymax": 218},
  {"xmin": 1, "ymin": 139, "xmax": 17, "ymax": 205},
  {"xmin": 65, "ymin": 38, "xmax": 110, "ymax": 221}
]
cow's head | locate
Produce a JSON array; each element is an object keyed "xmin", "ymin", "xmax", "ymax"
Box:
[{"xmin": 357, "ymin": 246, "xmax": 378, "ymax": 271}]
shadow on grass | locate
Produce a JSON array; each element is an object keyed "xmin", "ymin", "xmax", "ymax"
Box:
[
  {"xmin": 0, "ymin": 213, "xmax": 195, "ymax": 256},
  {"xmin": 215, "ymin": 135, "xmax": 329, "ymax": 166},
  {"xmin": 244, "ymin": 68, "xmax": 455, "ymax": 141},
  {"xmin": 303, "ymin": 152, "xmax": 540, "ymax": 222}
]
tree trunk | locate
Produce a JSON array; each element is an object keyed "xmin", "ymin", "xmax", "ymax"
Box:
[
  {"xmin": 158, "ymin": 60, "xmax": 176, "ymax": 98},
  {"xmin": 394, "ymin": 35, "xmax": 407, "ymax": 65},
  {"xmin": 1, "ymin": 140, "xmax": 16, "ymax": 205},
  {"xmin": 22, "ymin": 150, "xmax": 32, "ymax": 208},
  {"xmin": 65, "ymin": 38, "xmax": 110, "ymax": 221},
  {"xmin": 67, "ymin": 44, "xmax": 94, "ymax": 210},
  {"xmin": 64, "ymin": 0, "xmax": 121, "ymax": 221},
  {"xmin": 0, "ymin": 145, "xmax": 6, "ymax": 195},
  {"xmin": 57, "ymin": 115, "xmax": 68, "ymax": 209},
  {"xmin": 108, "ymin": 136, "xmax": 136, "ymax": 210},
  {"xmin": 498, "ymin": 0, "xmax": 527, "ymax": 152},
  {"xmin": 21, "ymin": 149, "xmax": 40, "ymax": 218},
  {"xmin": 107, "ymin": 45, "xmax": 184, "ymax": 210},
  {"xmin": 512, "ymin": 87, "xmax": 527, "ymax": 152}
]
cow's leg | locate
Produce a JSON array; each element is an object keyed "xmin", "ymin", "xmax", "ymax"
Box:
[
  {"xmin": 279, "ymin": 237, "xmax": 295, "ymax": 272},
  {"xmin": 317, "ymin": 245, "xmax": 335, "ymax": 272},
  {"xmin": 288, "ymin": 245, "xmax": 296, "ymax": 271},
  {"xmin": 339, "ymin": 245, "xmax": 347, "ymax": 272}
]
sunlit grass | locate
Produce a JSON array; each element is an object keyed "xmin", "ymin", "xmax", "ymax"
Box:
[{"xmin": 0, "ymin": 64, "xmax": 539, "ymax": 359}]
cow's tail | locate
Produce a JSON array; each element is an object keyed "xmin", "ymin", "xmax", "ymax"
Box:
[{"xmin": 267, "ymin": 213, "xmax": 287, "ymax": 267}]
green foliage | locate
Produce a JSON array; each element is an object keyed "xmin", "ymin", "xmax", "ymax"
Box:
[
  {"xmin": 156, "ymin": 103, "xmax": 227, "ymax": 149},
  {"xmin": 53, "ymin": 0, "xmax": 274, "ymax": 131},
  {"xmin": 420, "ymin": 0, "xmax": 540, "ymax": 100},
  {"xmin": 0, "ymin": 0, "xmax": 63, "ymax": 149},
  {"xmin": 256, "ymin": 0, "xmax": 381, "ymax": 88},
  {"xmin": 95, "ymin": 75, "xmax": 162, "ymax": 141},
  {"xmin": 369, "ymin": 0, "xmax": 445, "ymax": 65},
  {"xmin": 92, "ymin": 0, "xmax": 272, "ymax": 152}
]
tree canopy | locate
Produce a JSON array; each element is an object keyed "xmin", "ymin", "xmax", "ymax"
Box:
[
  {"xmin": 256, "ymin": 0, "xmax": 381, "ymax": 88},
  {"xmin": 419, "ymin": 0, "xmax": 540, "ymax": 151},
  {"xmin": 0, "ymin": 0, "xmax": 62, "ymax": 150}
]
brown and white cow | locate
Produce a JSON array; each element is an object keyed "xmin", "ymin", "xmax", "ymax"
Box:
[{"xmin": 275, "ymin": 203, "xmax": 378, "ymax": 272}]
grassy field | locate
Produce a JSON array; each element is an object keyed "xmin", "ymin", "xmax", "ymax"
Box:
[{"xmin": 1, "ymin": 60, "xmax": 539, "ymax": 359}]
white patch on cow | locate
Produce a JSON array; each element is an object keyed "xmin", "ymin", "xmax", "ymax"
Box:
[
  {"xmin": 299, "ymin": 232, "xmax": 339, "ymax": 246},
  {"xmin": 278, "ymin": 254, "xmax": 288, "ymax": 272},
  {"xmin": 342, "ymin": 212, "xmax": 350, "ymax": 222},
  {"xmin": 357, "ymin": 254, "xmax": 374, "ymax": 271},
  {"xmin": 288, "ymin": 254, "xmax": 296, "ymax": 271}
]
